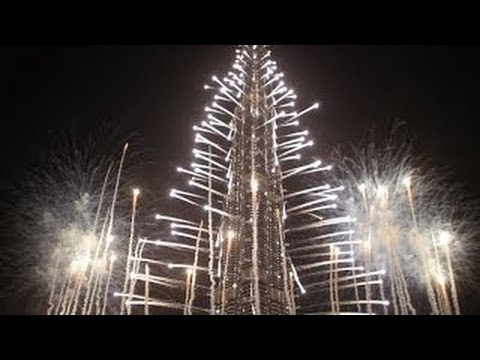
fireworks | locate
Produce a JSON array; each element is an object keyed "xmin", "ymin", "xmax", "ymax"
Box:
[
  {"xmin": 330, "ymin": 126, "xmax": 478, "ymax": 314},
  {"xmin": 8, "ymin": 131, "xmax": 145, "ymax": 315},
  {"xmin": 6, "ymin": 46, "xmax": 478, "ymax": 315},
  {"xmin": 118, "ymin": 45, "xmax": 385, "ymax": 315}
]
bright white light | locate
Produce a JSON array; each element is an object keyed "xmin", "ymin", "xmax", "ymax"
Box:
[
  {"xmin": 71, "ymin": 256, "xmax": 90, "ymax": 274},
  {"xmin": 155, "ymin": 214, "xmax": 161, "ymax": 220},
  {"xmin": 186, "ymin": 268, "xmax": 194, "ymax": 276},
  {"xmin": 227, "ymin": 229, "xmax": 236, "ymax": 241},
  {"xmin": 313, "ymin": 102, "xmax": 320, "ymax": 109},
  {"xmin": 106, "ymin": 234, "xmax": 115, "ymax": 243},
  {"xmin": 70, "ymin": 261, "xmax": 79, "ymax": 273},
  {"xmin": 436, "ymin": 272, "xmax": 446, "ymax": 285},
  {"xmin": 377, "ymin": 185, "xmax": 388, "ymax": 198},
  {"xmin": 133, "ymin": 188, "xmax": 140, "ymax": 197},
  {"xmin": 438, "ymin": 230, "xmax": 453, "ymax": 246},
  {"xmin": 358, "ymin": 184, "xmax": 366, "ymax": 193},
  {"xmin": 169, "ymin": 189, "xmax": 177, "ymax": 198},
  {"xmin": 251, "ymin": 177, "xmax": 259, "ymax": 193},
  {"xmin": 402, "ymin": 176, "xmax": 412, "ymax": 188}
]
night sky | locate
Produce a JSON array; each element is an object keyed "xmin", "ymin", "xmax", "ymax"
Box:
[{"xmin": 1, "ymin": 45, "xmax": 480, "ymax": 314}]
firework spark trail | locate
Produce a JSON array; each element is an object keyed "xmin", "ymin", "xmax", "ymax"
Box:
[
  {"xmin": 184, "ymin": 270, "xmax": 192, "ymax": 315},
  {"xmin": 387, "ymin": 231, "xmax": 406, "ymax": 315},
  {"xmin": 96, "ymin": 233, "xmax": 119, "ymax": 314},
  {"xmin": 59, "ymin": 271, "xmax": 74, "ymax": 315},
  {"xmin": 361, "ymin": 187, "xmax": 374, "ymax": 315},
  {"xmin": 66, "ymin": 272, "xmax": 82, "ymax": 315},
  {"xmin": 405, "ymin": 179, "xmax": 418, "ymax": 231},
  {"xmin": 348, "ymin": 233, "xmax": 362, "ymax": 313},
  {"xmin": 82, "ymin": 207, "xmax": 111, "ymax": 315},
  {"xmin": 329, "ymin": 246, "xmax": 335, "ymax": 314},
  {"xmin": 188, "ymin": 221, "xmax": 203, "ymax": 315},
  {"xmin": 85, "ymin": 212, "xmax": 111, "ymax": 315},
  {"xmin": 433, "ymin": 265, "xmax": 451, "ymax": 315},
  {"xmin": 121, "ymin": 188, "xmax": 140, "ymax": 315},
  {"xmin": 419, "ymin": 245, "xmax": 440, "ymax": 314},
  {"xmin": 86, "ymin": 212, "xmax": 112, "ymax": 316},
  {"xmin": 277, "ymin": 208, "xmax": 295, "ymax": 314},
  {"xmin": 93, "ymin": 162, "xmax": 114, "ymax": 232},
  {"xmin": 405, "ymin": 180, "xmax": 440, "ymax": 314},
  {"xmin": 47, "ymin": 256, "xmax": 61, "ymax": 315},
  {"xmin": 87, "ymin": 262, "xmax": 102, "ymax": 315},
  {"xmin": 107, "ymin": 142, "xmax": 129, "ymax": 241},
  {"xmin": 438, "ymin": 241, "xmax": 454, "ymax": 315},
  {"xmin": 68, "ymin": 266, "xmax": 86, "ymax": 315},
  {"xmin": 144, "ymin": 264, "xmax": 150, "ymax": 315},
  {"xmin": 392, "ymin": 243, "xmax": 415, "ymax": 314},
  {"xmin": 207, "ymin": 146, "xmax": 216, "ymax": 315},
  {"xmin": 81, "ymin": 163, "xmax": 113, "ymax": 315},
  {"xmin": 220, "ymin": 233, "xmax": 233, "ymax": 315},
  {"xmin": 405, "ymin": 179, "xmax": 439, "ymax": 314},
  {"xmin": 379, "ymin": 276, "xmax": 389, "ymax": 315},
  {"xmin": 388, "ymin": 246, "xmax": 408, "ymax": 315},
  {"xmin": 334, "ymin": 248, "xmax": 340, "ymax": 313},
  {"xmin": 380, "ymin": 189, "xmax": 412, "ymax": 315},
  {"xmin": 440, "ymin": 281, "xmax": 452, "ymax": 315},
  {"xmin": 432, "ymin": 236, "xmax": 452, "ymax": 315},
  {"xmin": 101, "ymin": 254, "xmax": 116, "ymax": 315},
  {"xmin": 444, "ymin": 242, "xmax": 461, "ymax": 315},
  {"xmin": 95, "ymin": 266, "xmax": 106, "ymax": 315},
  {"xmin": 126, "ymin": 240, "xmax": 146, "ymax": 315},
  {"xmin": 54, "ymin": 275, "xmax": 68, "ymax": 315},
  {"xmin": 71, "ymin": 273, "xmax": 86, "ymax": 315}
]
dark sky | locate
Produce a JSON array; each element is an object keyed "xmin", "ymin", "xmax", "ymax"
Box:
[{"xmin": 1, "ymin": 45, "xmax": 480, "ymax": 314}]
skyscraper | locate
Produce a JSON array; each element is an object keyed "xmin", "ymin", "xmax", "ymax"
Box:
[{"xmin": 121, "ymin": 45, "xmax": 386, "ymax": 315}]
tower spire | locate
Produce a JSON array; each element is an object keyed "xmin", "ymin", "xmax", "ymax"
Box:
[{"xmin": 212, "ymin": 45, "xmax": 292, "ymax": 314}]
